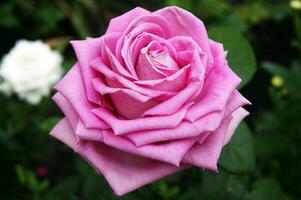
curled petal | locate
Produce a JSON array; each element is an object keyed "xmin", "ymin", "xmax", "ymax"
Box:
[
  {"xmin": 54, "ymin": 65, "xmax": 108, "ymax": 129},
  {"xmin": 154, "ymin": 6, "xmax": 213, "ymax": 72},
  {"xmin": 143, "ymin": 51, "xmax": 205, "ymax": 116},
  {"xmin": 70, "ymin": 38, "xmax": 103, "ymax": 104},
  {"xmin": 223, "ymin": 107, "xmax": 249, "ymax": 145},
  {"xmin": 185, "ymin": 45, "xmax": 241, "ymax": 122},
  {"xmin": 182, "ymin": 115, "xmax": 233, "ymax": 171},
  {"xmin": 91, "ymin": 58, "xmax": 175, "ymax": 98},
  {"xmin": 106, "ymin": 7, "xmax": 150, "ymax": 34},
  {"xmin": 92, "ymin": 103, "xmax": 192, "ymax": 135}
]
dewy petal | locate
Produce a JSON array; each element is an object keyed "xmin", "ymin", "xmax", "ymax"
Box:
[
  {"xmin": 223, "ymin": 107, "xmax": 249, "ymax": 145},
  {"xmin": 154, "ymin": 6, "xmax": 213, "ymax": 73},
  {"xmin": 105, "ymin": 7, "xmax": 151, "ymax": 34},
  {"xmin": 50, "ymin": 118, "xmax": 187, "ymax": 196},
  {"xmin": 182, "ymin": 115, "xmax": 233, "ymax": 171},
  {"xmin": 54, "ymin": 65, "xmax": 108, "ymax": 129},
  {"xmin": 92, "ymin": 103, "xmax": 192, "ymax": 135}
]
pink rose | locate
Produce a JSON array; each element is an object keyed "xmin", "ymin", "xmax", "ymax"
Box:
[{"xmin": 50, "ymin": 6, "xmax": 250, "ymax": 196}]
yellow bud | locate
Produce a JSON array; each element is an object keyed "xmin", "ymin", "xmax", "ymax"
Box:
[
  {"xmin": 271, "ymin": 75, "xmax": 284, "ymax": 88},
  {"xmin": 290, "ymin": 0, "xmax": 301, "ymax": 10}
]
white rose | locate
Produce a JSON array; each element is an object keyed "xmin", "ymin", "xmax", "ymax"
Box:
[{"xmin": 0, "ymin": 40, "xmax": 63, "ymax": 104}]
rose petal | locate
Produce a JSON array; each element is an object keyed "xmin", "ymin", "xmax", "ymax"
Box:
[
  {"xmin": 91, "ymin": 58, "xmax": 175, "ymax": 98},
  {"xmin": 92, "ymin": 103, "xmax": 192, "ymax": 135},
  {"xmin": 182, "ymin": 115, "xmax": 233, "ymax": 171},
  {"xmin": 70, "ymin": 38, "xmax": 103, "ymax": 104},
  {"xmin": 75, "ymin": 121, "xmax": 103, "ymax": 142},
  {"xmin": 155, "ymin": 6, "xmax": 213, "ymax": 73},
  {"xmin": 52, "ymin": 92, "xmax": 79, "ymax": 130},
  {"xmin": 54, "ymin": 65, "xmax": 108, "ymax": 129},
  {"xmin": 134, "ymin": 64, "xmax": 189, "ymax": 92},
  {"xmin": 101, "ymin": 130, "xmax": 197, "ymax": 166},
  {"xmin": 106, "ymin": 7, "xmax": 151, "ymax": 34},
  {"xmin": 143, "ymin": 51, "xmax": 205, "ymax": 116},
  {"xmin": 50, "ymin": 118, "xmax": 186, "ymax": 196},
  {"xmin": 185, "ymin": 45, "xmax": 241, "ymax": 122},
  {"xmin": 223, "ymin": 107, "xmax": 249, "ymax": 145}
]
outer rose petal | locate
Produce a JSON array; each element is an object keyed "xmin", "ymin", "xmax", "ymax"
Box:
[
  {"xmin": 126, "ymin": 90, "xmax": 249, "ymax": 146},
  {"xmin": 54, "ymin": 65, "xmax": 108, "ymax": 129},
  {"xmin": 50, "ymin": 118, "xmax": 187, "ymax": 196},
  {"xmin": 185, "ymin": 44, "xmax": 241, "ymax": 122},
  {"xmin": 223, "ymin": 107, "xmax": 249, "ymax": 145},
  {"xmin": 182, "ymin": 115, "xmax": 233, "ymax": 171},
  {"xmin": 70, "ymin": 38, "xmax": 103, "ymax": 104},
  {"xmin": 106, "ymin": 7, "xmax": 150, "ymax": 34},
  {"xmin": 183, "ymin": 108, "xmax": 249, "ymax": 171}
]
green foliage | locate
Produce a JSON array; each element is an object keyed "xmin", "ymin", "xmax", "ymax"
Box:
[
  {"xmin": 220, "ymin": 122, "xmax": 256, "ymax": 173},
  {"xmin": 245, "ymin": 178, "xmax": 289, "ymax": 200}
]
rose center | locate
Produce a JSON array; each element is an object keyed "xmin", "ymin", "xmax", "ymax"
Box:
[{"xmin": 136, "ymin": 41, "xmax": 179, "ymax": 80}]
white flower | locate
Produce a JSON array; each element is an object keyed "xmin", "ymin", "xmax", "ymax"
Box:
[{"xmin": 0, "ymin": 40, "xmax": 63, "ymax": 104}]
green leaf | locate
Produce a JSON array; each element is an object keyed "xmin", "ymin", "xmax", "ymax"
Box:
[
  {"xmin": 15, "ymin": 165, "xmax": 26, "ymax": 185},
  {"xmin": 245, "ymin": 178, "xmax": 289, "ymax": 200},
  {"xmin": 208, "ymin": 26, "xmax": 257, "ymax": 88},
  {"xmin": 0, "ymin": 4, "xmax": 20, "ymax": 28},
  {"xmin": 178, "ymin": 170, "xmax": 249, "ymax": 200},
  {"xmin": 166, "ymin": 0, "xmax": 193, "ymax": 10},
  {"xmin": 219, "ymin": 122, "xmax": 256, "ymax": 173},
  {"xmin": 43, "ymin": 176, "xmax": 80, "ymax": 200}
]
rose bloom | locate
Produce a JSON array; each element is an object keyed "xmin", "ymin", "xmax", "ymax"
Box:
[
  {"xmin": 0, "ymin": 40, "xmax": 63, "ymax": 104},
  {"xmin": 50, "ymin": 6, "xmax": 250, "ymax": 196}
]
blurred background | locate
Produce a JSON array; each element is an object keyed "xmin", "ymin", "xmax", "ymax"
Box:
[{"xmin": 0, "ymin": 0, "xmax": 300, "ymax": 199}]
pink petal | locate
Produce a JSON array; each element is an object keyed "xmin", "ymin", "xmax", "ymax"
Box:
[
  {"xmin": 143, "ymin": 51, "xmax": 205, "ymax": 116},
  {"xmin": 70, "ymin": 38, "xmax": 103, "ymax": 104},
  {"xmin": 185, "ymin": 46, "xmax": 241, "ymax": 122},
  {"xmin": 182, "ymin": 115, "xmax": 233, "ymax": 171},
  {"xmin": 52, "ymin": 92, "xmax": 79, "ymax": 130},
  {"xmin": 223, "ymin": 108, "xmax": 249, "ymax": 145},
  {"xmin": 92, "ymin": 103, "xmax": 192, "ymax": 135},
  {"xmin": 90, "ymin": 58, "xmax": 175, "ymax": 98},
  {"xmin": 50, "ymin": 118, "xmax": 186, "ymax": 196},
  {"xmin": 54, "ymin": 65, "xmax": 108, "ymax": 129},
  {"xmin": 134, "ymin": 64, "xmax": 189, "ymax": 93},
  {"xmin": 126, "ymin": 121, "xmax": 204, "ymax": 146},
  {"xmin": 101, "ymin": 130, "xmax": 197, "ymax": 166},
  {"xmin": 105, "ymin": 7, "xmax": 150, "ymax": 34},
  {"xmin": 154, "ymin": 6, "xmax": 213, "ymax": 73},
  {"xmin": 75, "ymin": 121, "xmax": 103, "ymax": 142}
]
